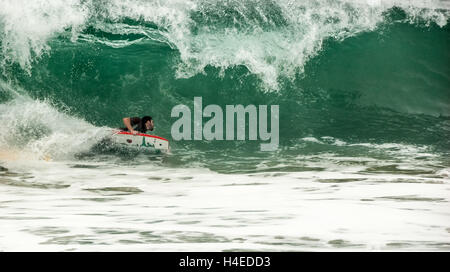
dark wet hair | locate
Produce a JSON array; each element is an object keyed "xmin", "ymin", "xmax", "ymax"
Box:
[
  {"xmin": 141, "ymin": 116, "xmax": 152, "ymax": 124},
  {"xmin": 140, "ymin": 116, "xmax": 153, "ymax": 131}
]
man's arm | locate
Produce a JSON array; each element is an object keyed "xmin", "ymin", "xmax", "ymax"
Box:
[{"xmin": 122, "ymin": 117, "xmax": 138, "ymax": 135}]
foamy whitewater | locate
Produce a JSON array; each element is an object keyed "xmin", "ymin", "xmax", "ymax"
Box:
[{"xmin": 0, "ymin": 0, "xmax": 449, "ymax": 251}]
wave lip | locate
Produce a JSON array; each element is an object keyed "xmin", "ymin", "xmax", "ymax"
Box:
[
  {"xmin": 0, "ymin": 0, "xmax": 449, "ymax": 88},
  {"xmin": 0, "ymin": 0, "xmax": 88, "ymax": 71}
]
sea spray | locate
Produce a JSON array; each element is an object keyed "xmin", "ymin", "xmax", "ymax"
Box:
[{"xmin": 0, "ymin": 0, "xmax": 448, "ymax": 88}]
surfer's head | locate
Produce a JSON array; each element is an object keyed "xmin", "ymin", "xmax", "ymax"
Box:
[{"xmin": 142, "ymin": 116, "xmax": 154, "ymax": 131}]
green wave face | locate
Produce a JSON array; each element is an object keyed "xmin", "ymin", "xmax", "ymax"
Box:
[{"xmin": 0, "ymin": 0, "xmax": 449, "ymax": 160}]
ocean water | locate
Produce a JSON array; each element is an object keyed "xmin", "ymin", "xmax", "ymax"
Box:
[{"xmin": 0, "ymin": 0, "xmax": 449, "ymax": 251}]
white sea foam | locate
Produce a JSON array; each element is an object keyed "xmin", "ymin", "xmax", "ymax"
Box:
[
  {"xmin": 0, "ymin": 156, "xmax": 448, "ymax": 251},
  {"xmin": 0, "ymin": 0, "xmax": 448, "ymax": 87},
  {"xmin": 0, "ymin": 82, "xmax": 108, "ymax": 160},
  {"xmin": 0, "ymin": 0, "xmax": 88, "ymax": 71}
]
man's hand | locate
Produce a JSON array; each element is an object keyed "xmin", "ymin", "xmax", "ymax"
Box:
[{"xmin": 123, "ymin": 117, "xmax": 137, "ymax": 134}]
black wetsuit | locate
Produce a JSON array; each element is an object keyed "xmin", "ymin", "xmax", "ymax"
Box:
[{"xmin": 120, "ymin": 117, "xmax": 147, "ymax": 133}]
